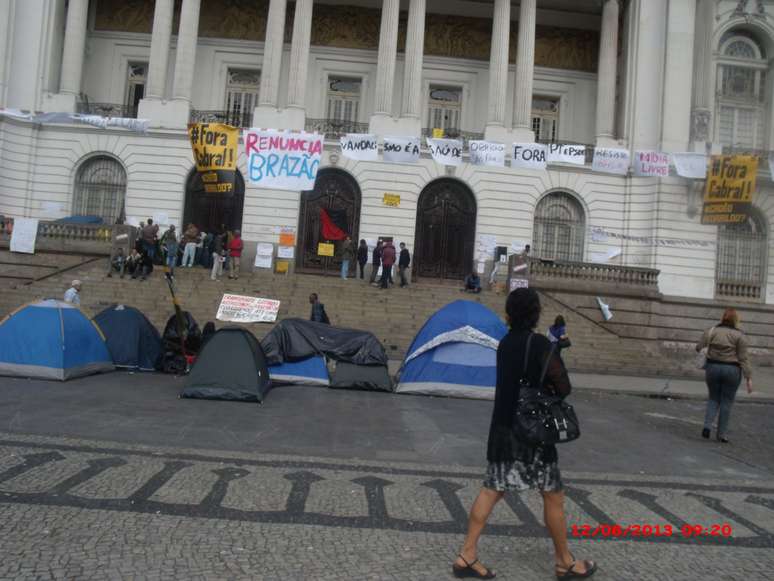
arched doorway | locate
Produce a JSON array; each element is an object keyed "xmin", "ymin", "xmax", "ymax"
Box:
[
  {"xmin": 414, "ymin": 179, "xmax": 476, "ymax": 279},
  {"xmin": 183, "ymin": 169, "xmax": 245, "ymax": 233},
  {"xmin": 297, "ymin": 168, "xmax": 361, "ymax": 275},
  {"xmin": 73, "ymin": 155, "xmax": 127, "ymax": 224},
  {"xmin": 533, "ymin": 191, "xmax": 586, "ymax": 262}
]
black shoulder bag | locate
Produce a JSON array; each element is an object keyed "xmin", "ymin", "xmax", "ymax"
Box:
[{"xmin": 513, "ymin": 334, "xmax": 580, "ymax": 446}]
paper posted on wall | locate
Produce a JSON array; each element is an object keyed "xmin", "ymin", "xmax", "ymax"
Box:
[
  {"xmin": 216, "ymin": 294, "xmax": 280, "ymax": 323},
  {"xmin": 596, "ymin": 297, "xmax": 613, "ymax": 321},
  {"xmin": 10, "ymin": 218, "xmax": 39, "ymax": 254}
]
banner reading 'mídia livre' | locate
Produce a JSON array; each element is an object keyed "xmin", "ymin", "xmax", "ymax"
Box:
[{"xmin": 188, "ymin": 123, "xmax": 239, "ymax": 194}]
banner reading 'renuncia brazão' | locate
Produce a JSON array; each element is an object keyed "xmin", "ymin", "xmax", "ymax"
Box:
[{"xmin": 188, "ymin": 123, "xmax": 239, "ymax": 194}]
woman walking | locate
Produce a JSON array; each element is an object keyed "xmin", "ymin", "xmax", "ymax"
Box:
[
  {"xmin": 696, "ymin": 308, "xmax": 753, "ymax": 443},
  {"xmin": 452, "ymin": 288, "xmax": 596, "ymax": 580}
]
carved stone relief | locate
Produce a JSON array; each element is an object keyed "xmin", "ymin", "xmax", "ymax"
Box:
[{"xmin": 691, "ymin": 108, "xmax": 711, "ymax": 142}]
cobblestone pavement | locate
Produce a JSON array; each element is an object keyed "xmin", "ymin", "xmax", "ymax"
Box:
[{"xmin": 1, "ymin": 431, "xmax": 773, "ymax": 580}]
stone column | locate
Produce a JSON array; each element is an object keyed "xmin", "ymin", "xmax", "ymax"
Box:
[
  {"xmin": 661, "ymin": 0, "xmax": 696, "ymax": 152},
  {"xmin": 145, "ymin": 0, "xmax": 175, "ymax": 100},
  {"xmin": 400, "ymin": 0, "xmax": 426, "ymax": 120},
  {"xmin": 485, "ymin": 0, "xmax": 511, "ymax": 141},
  {"xmin": 512, "ymin": 0, "xmax": 536, "ymax": 141},
  {"xmin": 691, "ymin": 0, "xmax": 714, "ymax": 146},
  {"xmin": 259, "ymin": 0, "xmax": 288, "ymax": 108},
  {"xmin": 59, "ymin": 0, "xmax": 89, "ymax": 96},
  {"xmin": 172, "ymin": 0, "xmax": 202, "ymax": 102},
  {"xmin": 287, "ymin": 0, "xmax": 313, "ymax": 111},
  {"xmin": 373, "ymin": 0, "xmax": 400, "ymax": 116},
  {"xmin": 596, "ymin": 0, "xmax": 619, "ymax": 144},
  {"xmin": 0, "ymin": 0, "xmax": 12, "ymax": 107}
]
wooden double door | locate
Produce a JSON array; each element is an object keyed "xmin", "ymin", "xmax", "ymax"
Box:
[
  {"xmin": 183, "ymin": 170, "xmax": 245, "ymax": 233},
  {"xmin": 414, "ymin": 179, "xmax": 476, "ymax": 280},
  {"xmin": 297, "ymin": 168, "xmax": 361, "ymax": 275}
]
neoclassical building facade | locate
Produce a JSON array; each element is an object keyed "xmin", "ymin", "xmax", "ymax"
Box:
[{"xmin": 0, "ymin": 0, "xmax": 773, "ymax": 304}]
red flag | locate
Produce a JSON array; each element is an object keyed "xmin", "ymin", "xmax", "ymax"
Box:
[{"xmin": 320, "ymin": 208, "xmax": 347, "ymax": 240}]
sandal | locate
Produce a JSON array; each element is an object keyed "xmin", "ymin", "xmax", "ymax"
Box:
[
  {"xmin": 452, "ymin": 554, "xmax": 496, "ymax": 579},
  {"xmin": 556, "ymin": 556, "xmax": 597, "ymax": 580}
]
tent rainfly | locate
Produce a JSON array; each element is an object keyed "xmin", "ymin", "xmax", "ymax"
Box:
[{"xmin": 94, "ymin": 305, "xmax": 162, "ymax": 371}]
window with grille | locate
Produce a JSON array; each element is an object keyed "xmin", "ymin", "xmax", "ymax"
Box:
[
  {"xmin": 533, "ymin": 192, "xmax": 585, "ymax": 262},
  {"xmin": 532, "ymin": 96, "xmax": 559, "ymax": 143},
  {"xmin": 716, "ymin": 210, "xmax": 768, "ymax": 299},
  {"xmin": 124, "ymin": 62, "xmax": 147, "ymax": 118},
  {"xmin": 427, "ymin": 86, "xmax": 462, "ymax": 134},
  {"xmin": 73, "ymin": 157, "xmax": 127, "ymax": 224},
  {"xmin": 225, "ymin": 69, "xmax": 260, "ymax": 127},
  {"xmin": 326, "ymin": 77, "xmax": 362, "ymax": 122},
  {"xmin": 716, "ymin": 32, "xmax": 767, "ymax": 149}
]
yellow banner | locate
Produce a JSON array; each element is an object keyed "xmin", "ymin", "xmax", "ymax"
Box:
[
  {"xmin": 317, "ymin": 242, "xmax": 335, "ymax": 257},
  {"xmin": 702, "ymin": 155, "xmax": 757, "ymax": 224},
  {"xmin": 382, "ymin": 193, "xmax": 401, "ymax": 207},
  {"xmin": 188, "ymin": 123, "xmax": 239, "ymax": 194}
]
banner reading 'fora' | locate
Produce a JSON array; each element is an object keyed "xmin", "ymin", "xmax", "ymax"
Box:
[
  {"xmin": 188, "ymin": 123, "xmax": 239, "ymax": 194},
  {"xmin": 702, "ymin": 155, "xmax": 757, "ymax": 225}
]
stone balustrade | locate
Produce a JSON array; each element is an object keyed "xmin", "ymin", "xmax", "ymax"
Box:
[
  {"xmin": 0, "ymin": 218, "xmax": 133, "ymax": 255},
  {"xmin": 716, "ymin": 280, "xmax": 763, "ymax": 302}
]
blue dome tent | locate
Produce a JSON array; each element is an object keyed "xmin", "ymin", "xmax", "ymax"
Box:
[
  {"xmin": 94, "ymin": 305, "xmax": 162, "ymax": 371},
  {"xmin": 0, "ymin": 299, "xmax": 113, "ymax": 380},
  {"xmin": 395, "ymin": 300, "xmax": 507, "ymax": 400},
  {"xmin": 269, "ymin": 355, "xmax": 330, "ymax": 386}
]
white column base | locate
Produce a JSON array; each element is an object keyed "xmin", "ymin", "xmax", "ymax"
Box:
[
  {"xmin": 252, "ymin": 106, "xmax": 306, "ymax": 131},
  {"xmin": 41, "ymin": 93, "xmax": 78, "ymax": 114},
  {"xmin": 137, "ymin": 98, "xmax": 190, "ymax": 129},
  {"xmin": 511, "ymin": 127, "xmax": 535, "ymax": 143},
  {"xmin": 484, "ymin": 125, "xmax": 513, "ymax": 143}
]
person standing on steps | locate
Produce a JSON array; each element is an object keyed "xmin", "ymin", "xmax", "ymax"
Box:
[
  {"xmin": 309, "ymin": 293, "xmax": 330, "ymax": 324},
  {"xmin": 340, "ymin": 236, "xmax": 354, "ymax": 279},
  {"xmin": 228, "ymin": 230, "xmax": 244, "ymax": 279},
  {"xmin": 696, "ymin": 308, "xmax": 753, "ymax": 443},
  {"xmin": 452, "ymin": 288, "xmax": 596, "ymax": 580},
  {"xmin": 63, "ymin": 280, "xmax": 82, "ymax": 306},
  {"xmin": 161, "ymin": 225, "xmax": 179, "ymax": 276},
  {"xmin": 380, "ymin": 240, "xmax": 396, "ymax": 289},
  {"xmin": 398, "ymin": 242, "xmax": 411, "ymax": 287},
  {"xmin": 357, "ymin": 239, "xmax": 369, "ymax": 280},
  {"xmin": 210, "ymin": 230, "xmax": 225, "ymax": 281},
  {"xmin": 370, "ymin": 239, "xmax": 383, "ymax": 284},
  {"xmin": 141, "ymin": 218, "xmax": 159, "ymax": 262},
  {"xmin": 182, "ymin": 223, "xmax": 199, "ymax": 267}
]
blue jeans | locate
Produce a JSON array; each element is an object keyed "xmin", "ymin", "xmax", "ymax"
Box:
[
  {"xmin": 341, "ymin": 259, "xmax": 350, "ymax": 279},
  {"xmin": 703, "ymin": 362, "xmax": 742, "ymax": 438},
  {"xmin": 143, "ymin": 241, "xmax": 156, "ymax": 261},
  {"xmin": 166, "ymin": 253, "xmax": 177, "ymax": 273}
]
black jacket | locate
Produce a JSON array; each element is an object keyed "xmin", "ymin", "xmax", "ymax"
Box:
[
  {"xmin": 371, "ymin": 246, "xmax": 382, "ymax": 265},
  {"xmin": 357, "ymin": 244, "xmax": 369, "ymax": 264},
  {"xmin": 487, "ymin": 330, "xmax": 571, "ymax": 463},
  {"xmin": 398, "ymin": 248, "xmax": 410, "ymax": 267}
]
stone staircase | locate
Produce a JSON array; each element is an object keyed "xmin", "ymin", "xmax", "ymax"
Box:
[{"xmin": 0, "ymin": 257, "xmax": 690, "ymax": 378}]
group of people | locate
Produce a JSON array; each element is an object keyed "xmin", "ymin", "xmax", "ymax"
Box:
[
  {"xmin": 107, "ymin": 219, "xmax": 243, "ymax": 282},
  {"xmin": 338, "ymin": 238, "xmax": 411, "ymax": 289}
]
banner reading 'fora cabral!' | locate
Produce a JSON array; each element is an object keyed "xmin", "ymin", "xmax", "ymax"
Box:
[
  {"xmin": 701, "ymin": 155, "xmax": 757, "ymax": 225},
  {"xmin": 188, "ymin": 123, "xmax": 239, "ymax": 194}
]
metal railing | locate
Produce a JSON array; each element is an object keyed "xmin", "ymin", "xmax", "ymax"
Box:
[
  {"xmin": 77, "ymin": 102, "xmax": 138, "ymax": 119},
  {"xmin": 527, "ymin": 258, "xmax": 660, "ymax": 290},
  {"xmin": 189, "ymin": 109, "xmax": 252, "ymax": 128},
  {"xmin": 304, "ymin": 118, "xmax": 369, "ymax": 139}
]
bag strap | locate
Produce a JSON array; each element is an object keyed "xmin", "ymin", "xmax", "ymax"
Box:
[
  {"xmin": 539, "ymin": 343, "xmax": 557, "ymax": 385},
  {"xmin": 522, "ymin": 333, "xmax": 534, "ymax": 378}
]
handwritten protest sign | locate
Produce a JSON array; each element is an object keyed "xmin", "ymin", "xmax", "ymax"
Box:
[
  {"xmin": 318, "ymin": 242, "xmax": 334, "ymax": 256},
  {"xmin": 244, "ymin": 129, "xmax": 323, "ymax": 191},
  {"xmin": 216, "ymin": 294, "xmax": 280, "ymax": 323},
  {"xmin": 188, "ymin": 123, "xmax": 239, "ymax": 194},
  {"xmin": 340, "ymin": 133, "xmax": 378, "ymax": 161},
  {"xmin": 673, "ymin": 152, "xmax": 708, "ymax": 179},
  {"xmin": 512, "ymin": 143, "xmax": 547, "ymax": 170},
  {"xmin": 634, "ymin": 151, "xmax": 670, "ymax": 177},
  {"xmin": 469, "ymin": 141, "xmax": 505, "ymax": 167},
  {"xmin": 701, "ymin": 155, "xmax": 757, "ymax": 224},
  {"xmin": 383, "ymin": 136, "xmax": 420, "ymax": 163},
  {"xmin": 592, "ymin": 148, "xmax": 630, "ymax": 175},
  {"xmin": 546, "ymin": 144, "xmax": 586, "ymax": 165},
  {"xmin": 10, "ymin": 218, "xmax": 39, "ymax": 254},
  {"xmin": 426, "ymin": 137, "xmax": 463, "ymax": 166}
]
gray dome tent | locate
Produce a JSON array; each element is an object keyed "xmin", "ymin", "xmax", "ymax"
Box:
[{"xmin": 181, "ymin": 328, "xmax": 271, "ymax": 402}]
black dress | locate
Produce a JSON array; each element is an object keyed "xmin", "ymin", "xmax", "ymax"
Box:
[{"xmin": 484, "ymin": 329, "xmax": 571, "ymax": 492}]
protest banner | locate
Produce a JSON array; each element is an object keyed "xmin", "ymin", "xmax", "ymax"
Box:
[
  {"xmin": 254, "ymin": 242, "xmax": 274, "ymax": 269},
  {"xmin": 275, "ymin": 260, "xmax": 289, "ymax": 274},
  {"xmin": 340, "ymin": 133, "xmax": 378, "ymax": 161},
  {"xmin": 383, "ymin": 136, "xmax": 421, "ymax": 163},
  {"xmin": 426, "ymin": 137, "xmax": 463, "ymax": 166},
  {"xmin": 509, "ymin": 277, "xmax": 529, "ymax": 291},
  {"xmin": 383, "ymin": 193, "xmax": 401, "ymax": 207},
  {"xmin": 592, "ymin": 148, "xmax": 630, "ymax": 175},
  {"xmin": 512, "ymin": 143, "xmax": 547, "ymax": 170},
  {"xmin": 188, "ymin": 123, "xmax": 239, "ymax": 194},
  {"xmin": 701, "ymin": 155, "xmax": 757, "ymax": 224},
  {"xmin": 277, "ymin": 246, "xmax": 294, "ymax": 259},
  {"xmin": 216, "ymin": 294, "xmax": 280, "ymax": 323},
  {"xmin": 546, "ymin": 144, "xmax": 586, "ymax": 165},
  {"xmin": 318, "ymin": 242, "xmax": 335, "ymax": 256},
  {"xmin": 244, "ymin": 129, "xmax": 323, "ymax": 191},
  {"xmin": 9, "ymin": 218, "xmax": 39, "ymax": 254},
  {"xmin": 469, "ymin": 141, "xmax": 506, "ymax": 167},
  {"xmin": 673, "ymin": 152, "xmax": 707, "ymax": 179},
  {"xmin": 634, "ymin": 151, "xmax": 670, "ymax": 177},
  {"xmin": 278, "ymin": 227, "xmax": 296, "ymax": 247}
]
